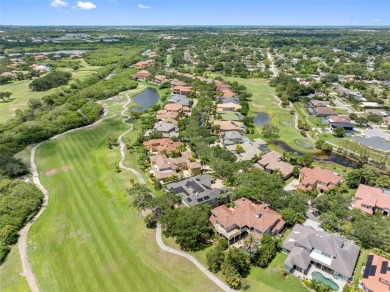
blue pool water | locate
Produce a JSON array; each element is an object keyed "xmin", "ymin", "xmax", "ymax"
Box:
[
  {"xmin": 242, "ymin": 137, "xmax": 250, "ymax": 143},
  {"xmin": 311, "ymin": 271, "xmax": 339, "ymax": 291}
]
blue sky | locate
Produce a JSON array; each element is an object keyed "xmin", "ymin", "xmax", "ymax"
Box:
[{"xmin": 0, "ymin": 0, "xmax": 389, "ymax": 26}]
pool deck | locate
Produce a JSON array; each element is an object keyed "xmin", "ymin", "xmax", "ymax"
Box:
[{"xmin": 293, "ymin": 265, "xmax": 346, "ymax": 291}]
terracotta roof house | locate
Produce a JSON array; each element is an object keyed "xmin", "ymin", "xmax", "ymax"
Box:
[
  {"xmin": 283, "ymin": 224, "xmax": 360, "ymax": 282},
  {"xmin": 221, "ymin": 89, "xmax": 236, "ymax": 98},
  {"xmin": 156, "ymin": 110, "xmax": 179, "ymax": 123},
  {"xmin": 327, "ymin": 115, "xmax": 350, "ymax": 123},
  {"xmin": 255, "ymin": 151, "xmax": 294, "ymax": 180},
  {"xmin": 172, "ymin": 86, "xmax": 192, "ymax": 95},
  {"xmin": 149, "ymin": 154, "xmax": 201, "ymax": 182},
  {"xmin": 314, "ymin": 107, "xmax": 338, "ymax": 117},
  {"xmin": 170, "ymin": 79, "xmax": 187, "ymax": 87},
  {"xmin": 214, "ymin": 120, "xmax": 246, "ymax": 134},
  {"xmin": 132, "ymin": 60, "xmax": 154, "ymax": 68},
  {"xmin": 164, "ymin": 103, "xmax": 190, "ymax": 114},
  {"xmin": 132, "ymin": 70, "xmax": 150, "ymax": 81},
  {"xmin": 210, "ymin": 198, "xmax": 285, "ymax": 243},
  {"xmin": 362, "ymin": 253, "xmax": 390, "ymax": 292},
  {"xmin": 143, "ymin": 138, "xmax": 183, "ymax": 155},
  {"xmin": 0, "ymin": 72, "xmax": 15, "ymax": 78},
  {"xmin": 153, "ymin": 75, "xmax": 169, "ymax": 85},
  {"xmin": 34, "ymin": 54, "xmax": 47, "ymax": 61},
  {"xmin": 353, "ymin": 184, "xmax": 390, "ymax": 216},
  {"xmin": 166, "ymin": 174, "xmax": 226, "ymax": 207},
  {"xmin": 217, "ymin": 103, "xmax": 242, "ymax": 112},
  {"xmin": 298, "ymin": 167, "xmax": 342, "ymax": 192}
]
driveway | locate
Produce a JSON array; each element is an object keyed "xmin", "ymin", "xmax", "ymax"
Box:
[{"xmin": 284, "ymin": 179, "xmax": 299, "ymax": 191}]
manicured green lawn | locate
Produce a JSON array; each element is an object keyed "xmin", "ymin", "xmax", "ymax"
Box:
[
  {"xmin": 163, "ymin": 236, "xmax": 307, "ymax": 292},
  {"xmin": 0, "ymin": 246, "xmax": 30, "ymax": 292},
  {"xmin": 27, "ymin": 110, "xmax": 220, "ymax": 291},
  {"xmin": 217, "ymin": 77, "xmax": 316, "ymax": 153}
]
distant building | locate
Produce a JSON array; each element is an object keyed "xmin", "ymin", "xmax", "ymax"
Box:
[
  {"xmin": 352, "ymin": 136, "xmax": 390, "ymax": 152},
  {"xmin": 143, "ymin": 138, "xmax": 183, "ymax": 155},
  {"xmin": 132, "ymin": 70, "xmax": 150, "ymax": 81},
  {"xmin": 172, "ymin": 86, "xmax": 192, "ymax": 95},
  {"xmin": 314, "ymin": 107, "xmax": 337, "ymax": 117},
  {"xmin": 255, "ymin": 151, "xmax": 294, "ymax": 180}
]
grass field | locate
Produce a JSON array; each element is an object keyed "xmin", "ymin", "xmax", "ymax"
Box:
[
  {"xmin": 0, "ymin": 59, "xmax": 101, "ymax": 123},
  {"xmin": 0, "ymin": 246, "xmax": 30, "ymax": 292},
  {"xmin": 213, "ymin": 76, "xmax": 316, "ymax": 153},
  {"xmin": 23, "ymin": 95, "xmax": 220, "ymax": 291}
]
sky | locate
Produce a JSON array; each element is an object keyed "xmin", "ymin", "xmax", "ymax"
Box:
[{"xmin": 0, "ymin": 0, "xmax": 389, "ymax": 26}]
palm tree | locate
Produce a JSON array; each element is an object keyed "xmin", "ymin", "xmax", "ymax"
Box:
[
  {"xmin": 236, "ymin": 144, "xmax": 244, "ymax": 154},
  {"xmin": 200, "ymin": 156, "xmax": 209, "ymax": 172}
]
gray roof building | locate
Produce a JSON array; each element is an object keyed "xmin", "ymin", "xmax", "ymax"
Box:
[
  {"xmin": 168, "ymin": 94, "xmax": 191, "ymax": 106},
  {"xmin": 219, "ymin": 97, "xmax": 240, "ymax": 104},
  {"xmin": 283, "ymin": 224, "xmax": 360, "ymax": 281},
  {"xmin": 166, "ymin": 174, "xmax": 226, "ymax": 207},
  {"xmin": 352, "ymin": 136, "xmax": 390, "ymax": 152}
]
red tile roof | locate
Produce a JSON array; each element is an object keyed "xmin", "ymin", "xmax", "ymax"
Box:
[
  {"xmin": 143, "ymin": 138, "xmax": 183, "ymax": 154},
  {"xmin": 362, "ymin": 253, "xmax": 390, "ymax": 292},
  {"xmin": 210, "ymin": 198, "xmax": 285, "ymax": 234},
  {"xmin": 298, "ymin": 167, "xmax": 342, "ymax": 191},
  {"xmin": 315, "ymin": 107, "xmax": 337, "ymax": 115},
  {"xmin": 354, "ymin": 184, "xmax": 390, "ymax": 215}
]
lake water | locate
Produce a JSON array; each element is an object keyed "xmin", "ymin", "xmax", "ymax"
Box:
[
  {"xmin": 131, "ymin": 88, "xmax": 160, "ymax": 112},
  {"xmin": 270, "ymin": 140, "xmax": 360, "ymax": 168},
  {"xmin": 253, "ymin": 113, "xmax": 270, "ymax": 126},
  {"xmin": 7, "ymin": 50, "xmax": 88, "ymax": 56}
]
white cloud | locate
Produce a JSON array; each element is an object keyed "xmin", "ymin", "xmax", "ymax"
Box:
[
  {"xmin": 77, "ymin": 1, "xmax": 96, "ymax": 10},
  {"xmin": 373, "ymin": 18, "xmax": 382, "ymax": 23},
  {"xmin": 138, "ymin": 4, "xmax": 151, "ymax": 9},
  {"xmin": 51, "ymin": 0, "xmax": 68, "ymax": 8}
]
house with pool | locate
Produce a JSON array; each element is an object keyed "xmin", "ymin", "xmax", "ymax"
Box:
[{"xmin": 282, "ymin": 224, "xmax": 360, "ymax": 286}]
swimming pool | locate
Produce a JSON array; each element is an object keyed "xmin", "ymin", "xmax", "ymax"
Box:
[
  {"xmin": 311, "ymin": 271, "xmax": 339, "ymax": 291},
  {"xmin": 242, "ymin": 137, "xmax": 250, "ymax": 143}
]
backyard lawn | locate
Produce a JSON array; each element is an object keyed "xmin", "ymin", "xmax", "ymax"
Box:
[
  {"xmin": 24, "ymin": 95, "xmax": 220, "ymax": 291},
  {"xmin": 218, "ymin": 77, "xmax": 316, "ymax": 153},
  {"xmin": 0, "ymin": 246, "xmax": 30, "ymax": 292}
]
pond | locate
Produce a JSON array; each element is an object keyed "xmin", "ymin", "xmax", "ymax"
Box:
[
  {"xmin": 7, "ymin": 50, "xmax": 88, "ymax": 56},
  {"xmin": 270, "ymin": 140, "xmax": 360, "ymax": 168},
  {"xmin": 130, "ymin": 87, "xmax": 160, "ymax": 112},
  {"xmin": 253, "ymin": 113, "xmax": 270, "ymax": 126}
]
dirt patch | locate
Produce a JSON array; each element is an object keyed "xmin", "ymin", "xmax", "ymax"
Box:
[
  {"xmin": 43, "ymin": 168, "xmax": 57, "ymax": 177},
  {"xmin": 61, "ymin": 165, "xmax": 74, "ymax": 172},
  {"xmin": 250, "ymin": 103, "xmax": 266, "ymax": 111}
]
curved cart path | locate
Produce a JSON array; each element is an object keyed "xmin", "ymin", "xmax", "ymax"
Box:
[{"xmin": 117, "ymin": 91, "xmax": 233, "ymax": 292}]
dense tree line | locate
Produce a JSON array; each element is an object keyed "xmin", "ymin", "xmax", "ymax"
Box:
[
  {"xmin": 0, "ymin": 178, "xmax": 43, "ymax": 263},
  {"xmin": 30, "ymin": 71, "xmax": 72, "ymax": 91}
]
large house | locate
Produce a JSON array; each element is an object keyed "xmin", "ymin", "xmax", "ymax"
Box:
[
  {"xmin": 283, "ymin": 224, "xmax": 360, "ymax": 282},
  {"xmin": 255, "ymin": 151, "xmax": 294, "ymax": 180},
  {"xmin": 149, "ymin": 153, "xmax": 201, "ymax": 182},
  {"xmin": 172, "ymin": 86, "xmax": 192, "ymax": 95},
  {"xmin": 328, "ymin": 115, "xmax": 355, "ymax": 135},
  {"xmin": 168, "ymin": 94, "xmax": 191, "ymax": 107},
  {"xmin": 298, "ymin": 167, "xmax": 343, "ymax": 192},
  {"xmin": 217, "ymin": 103, "xmax": 242, "ymax": 112},
  {"xmin": 143, "ymin": 138, "xmax": 183, "ymax": 155},
  {"xmin": 362, "ymin": 253, "xmax": 390, "ymax": 292},
  {"xmin": 132, "ymin": 70, "xmax": 150, "ymax": 81},
  {"xmin": 166, "ymin": 174, "xmax": 225, "ymax": 207},
  {"xmin": 353, "ymin": 184, "xmax": 390, "ymax": 216},
  {"xmin": 314, "ymin": 107, "xmax": 338, "ymax": 117},
  {"xmin": 210, "ymin": 198, "xmax": 285, "ymax": 243},
  {"xmin": 144, "ymin": 122, "xmax": 178, "ymax": 138},
  {"xmin": 132, "ymin": 60, "xmax": 154, "ymax": 68},
  {"xmin": 214, "ymin": 120, "xmax": 246, "ymax": 134}
]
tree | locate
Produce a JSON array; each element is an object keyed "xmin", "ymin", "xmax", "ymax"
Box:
[
  {"xmin": 243, "ymin": 234, "xmax": 259, "ymax": 257},
  {"xmin": 160, "ymin": 204, "xmax": 213, "ymax": 251},
  {"xmin": 281, "ymin": 208, "xmax": 305, "ymax": 227},
  {"xmin": 206, "ymin": 246, "xmax": 225, "ymax": 273},
  {"xmin": 224, "ymin": 247, "xmax": 251, "ymax": 277},
  {"xmin": 333, "ymin": 127, "xmax": 345, "ymax": 138},
  {"xmin": 356, "ymin": 117, "xmax": 368, "ymax": 126},
  {"xmin": 222, "ymin": 264, "xmax": 243, "ymax": 290},
  {"xmin": 297, "ymin": 153, "xmax": 314, "ymax": 167},
  {"xmin": 0, "ymin": 92, "xmax": 12, "ymax": 102},
  {"xmin": 262, "ymin": 124, "xmax": 279, "ymax": 139},
  {"xmin": 255, "ymin": 235, "xmax": 280, "ymax": 268},
  {"xmin": 144, "ymin": 213, "xmax": 157, "ymax": 228},
  {"xmin": 346, "ymin": 166, "xmax": 380, "ymax": 188},
  {"xmin": 127, "ymin": 184, "xmax": 153, "ymax": 209},
  {"xmin": 236, "ymin": 144, "xmax": 244, "ymax": 154},
  {"xmin": 0, "ymin": 225, "xmax": 19, "ymax": 245}
]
